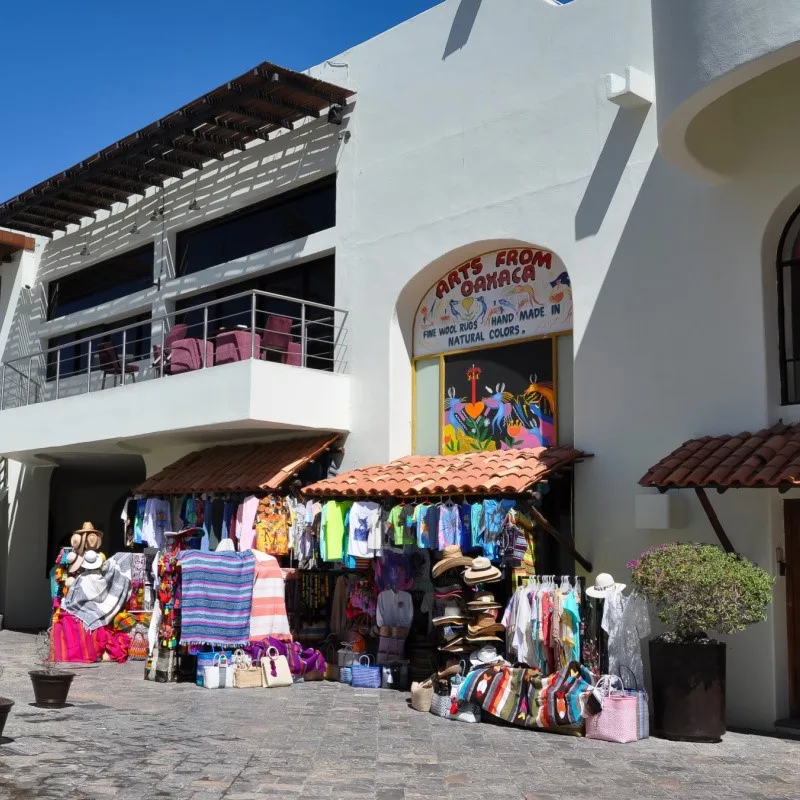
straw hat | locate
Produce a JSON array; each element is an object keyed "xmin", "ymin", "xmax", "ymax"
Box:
[
  {"xmin": 439, "ymin": 637, "xmax": 469, "ymax": 653},
  {"xmin": 466, "ymin": 632, "xmax": 504, "ymax": 643},
  {"xmin": 467, "ymin": 591, "xmax": 502, "ymax": 611},
  {"xmin": 81, "ymin": 550, "xmax": 105, "ymax": 571},
  {"xmin": 467, "ymin": 615, "xmax": 505, "ymax": 637},
  {"xmin": 72, "ymin": 521, "xmax": 102, "ymax": 537},
  {"xmin": 431, "ymin": 545, "xmax": 474, "ymax": 579},
  {"xmin": 433, "ymin": 603, "xmax": 468, "ymax": 626},
  {"xmin": 463, "ymin": 557, "xmax": 502, "ymax": 585},
  {"xmin": 586, "ymin": 573, "xmax": 626, "ymax": 599}
]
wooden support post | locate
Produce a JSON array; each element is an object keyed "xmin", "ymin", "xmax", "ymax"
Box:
[
  {"xmin": 694, "ymin": 487, "xmax": 737, "ymax": 554},
  {"xmin": 527, "ymin": 503, "xmax": 593, "ymax": 573}
]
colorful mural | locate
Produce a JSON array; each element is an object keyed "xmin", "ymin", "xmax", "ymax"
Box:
[
  {"xmin": 414, "ymin": 247, "xmax": 572, "ymax": 357},
  {"xmin": 442, "ymin": 339, "xmax": 556, "ymax": 454}
]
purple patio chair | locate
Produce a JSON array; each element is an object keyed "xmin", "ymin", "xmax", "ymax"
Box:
[
  {"xmin": 152, "ymin": 323, "xmax": 188, "ymax": 374},
  {"xmin": 97, "ymin": 341, "xmax": 139, "ymax": 389},
  {"xmin": 215, "ymin": 330, "xmax": 262, "ymax": 365},
  {"xmin": 283, "ymin": 339, "xmax": 302, "ymax": 367},
  {"xmin": 262, "ymin": 314, "xmax": 292, "ymax": 357},
  {"xmin": 170, "ymin": 338, "xmax": 215, "ymax": 374}
]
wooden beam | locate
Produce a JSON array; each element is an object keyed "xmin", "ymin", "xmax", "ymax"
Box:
[
  {"xmin": 21, "ymin": 204, "xmax": 82, "ymax": 224},
  {"xmin": 48, "ymin": 196, "xmax": 110, "ymax": 215},
  {"xmin": 254, "ymin": 66, "xmax": 347, "ymax": 105},
  {"xmin": 232, "ymin": 79, "xmax": 321, "ymax": 118},
  {"xmin": 159, "ymin": 141, "xmax": 223, "ymax": 162},
  {"xmin": 208, "ymin": 115, "xmax": 265, "ymax": 139},
  {"xmin": 77, "ymin": 181, "xmax": 135, "ymax": 202},
  {"xmin": 694, "ymin": 487, "xmax": 736, "ymax": 554},
  {"xmin": 14, "ymin": 212, "xmax": 68, "ymax": 232},
  {"xmin": 526, "ymin": 503, "xmax": 594, "ymax": 573},
  {"xmin": 1, "ymin": 219, "xmax": 52, "ymax": 238},
  {"xmin": 227, "ymin": 92, "xmax": 294, "ymax": 131},
  {"xmin": 129, "ymin": 156, "xmax": 185, "ymax": 180},
  {"xmin": 102, "ymin": 166, "xmax": 159, "ymax": 191},
  {"xmin": 179, "ymin": 127, "xmax": 245, "ymax": 151}
]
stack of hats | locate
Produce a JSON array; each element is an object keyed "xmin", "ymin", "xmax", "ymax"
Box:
[
  {"xmin": 465, "ymin": 591, "xmax": 504, "ymax": 646},
  {"xmin": 463, "ymin": 557, "xmax": 502, "ymax": 586},
  {"xmin": 431, "ymin": 545, "xmax": 474, "ymax": 655}
]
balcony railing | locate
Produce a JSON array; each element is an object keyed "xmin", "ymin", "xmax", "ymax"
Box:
[{"xmin": 0, "ymin": 290, "xmax": 348, "ymax": 409}]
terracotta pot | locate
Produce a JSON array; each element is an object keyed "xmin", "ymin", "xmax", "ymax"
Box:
[
  {"xmin": 0, "ymin": 698, "xmax": 13, "ymax": 739},
  {"xmin": 29, "ymin": 670, "xmax": 75, "ymax": 708},
  {"xmin": 649, "ymin": 638, "xmax": 726, "ymax": 743}
]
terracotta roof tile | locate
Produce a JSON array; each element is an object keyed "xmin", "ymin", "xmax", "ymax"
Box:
[
  {"xmin": 304, "ymin": 446, "xmax": 587, "ymax": 498},
  {"xmin": 640, "ymin": 423, "xmax": 800, "ymax": 489},
  {"xmin": 136, "ymin": 434, "xmax": 341, "ymax": 496}
]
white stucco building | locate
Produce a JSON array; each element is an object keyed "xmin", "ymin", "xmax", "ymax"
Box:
[{"xmin": 1, "ymin": 0, "xmax": 799, "ymax": 731}]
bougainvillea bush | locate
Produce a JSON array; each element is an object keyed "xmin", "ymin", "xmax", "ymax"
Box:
[{"xmin": 628, "ymin": 543, "xmax": 774, "ymax": 641}]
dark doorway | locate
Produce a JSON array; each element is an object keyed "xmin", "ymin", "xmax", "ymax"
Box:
[{"xmin": 784, "ymin": 500, "xmax": 800, "ymax": 716}]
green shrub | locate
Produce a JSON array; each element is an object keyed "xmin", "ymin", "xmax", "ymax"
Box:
[{"xmin": 628, "ymin": 543, "xmax": 774, "ymax": 641}]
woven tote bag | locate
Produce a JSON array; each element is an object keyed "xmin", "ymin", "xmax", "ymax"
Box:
[
  {"xmin": 586, "ymin": 676, "xmax": 639, "ymax": 743},
  {"xmin": 351, "ymin": 655, "xmax": 382, "ymax": 688},
  {"xmin": 410, "ymin": 679, "xmax": 434, "ymax": 712}
]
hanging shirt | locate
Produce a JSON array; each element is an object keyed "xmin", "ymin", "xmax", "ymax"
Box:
[
  {"xmin": 141, "ymin": 499, "xmax": 171, "ymax": 548},
  {"xmin": 458, "ymin": 503, "xmax": 473, "ymax": 551},
  {"xmin": 414, "ymin": 503, "xmax": 433, "ymax": 548},
  {"xmin": 483, "ymin": 499, "xmax": 516, "ymax": 542},
  {"xmin": 348, "ymin": 501, "xmax": 382, "ymax": 558},
  {"xmin": 133, "ymin": 498, "xmax": 147, "ymax": 545},
  {"xmin": 470, "ymin": 503, "xmax": 485, "ymax": 548},
  {"xmin": 254, "ymin": 496, "xmax": 291, "ymax": 556},
  {"xmin": 561, "ymin": 590, "xmax": 581, "ymax": 663},
  {"xmin": 387, "ymin": 505, "xmax": 405, "ymax": 547},
  {"xmin": 235, "ymin": 495, "xmax": 259, "ymax": 551},
  {"xmin": 602, "ymin": 589, "xmax": 650, "ymax": 688},
  {"xmin": 322, "ymin": 500, "xmax": 352, "ymax": 562},
  {"xmin": 438, "ymin": 504, "xmax": 462, "ymax": 550},
  {"xmin": 376, "ymin": 589, "xmax": 414, "ymax": 629}
]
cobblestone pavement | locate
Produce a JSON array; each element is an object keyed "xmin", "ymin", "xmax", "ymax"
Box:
[{"xmin": 0, "ymin": 631, "xmax": 798, "ymax": 800}]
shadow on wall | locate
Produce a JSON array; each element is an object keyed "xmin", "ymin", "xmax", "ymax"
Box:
[
  {"xmin": 575, "ymin": 106, "xmax": 650, "ymax": 240},
  {"xmin": 443, "ymin": 0, "xmax": 483, "ymax": 60}
]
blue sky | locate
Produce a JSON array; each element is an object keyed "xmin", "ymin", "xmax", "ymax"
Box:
[{"xmin": 0, "ymin": 1, "xmax": 441, "ymax": 202}]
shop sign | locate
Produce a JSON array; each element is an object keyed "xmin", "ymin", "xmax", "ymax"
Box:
[{"xmin": 413, "ymin": 247, "xmax": 572, "ymax": 357}]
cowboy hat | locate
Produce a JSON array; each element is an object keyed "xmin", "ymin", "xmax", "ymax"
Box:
[
  {"xmin": 72, "ymin": 521, "xmax": 102, "ymax": 536},
  {"xmin": 433, "ymin": 603, "xmax": 468, "ymax": 626},
  {"xmin": 466, "ymin": 633, "xmax": 504, "ymax": 643},
  {"xmin": 439, "ymin": 637, "xmax": 469, "ymax": 653},
  {"xmin": 469, "ymin": 645, "xmax": 504, "ymax": 666},
  {"xmin": 81, "ymin": 550, "xmax": 105, "ymax": 571},
  {"xmin": 586, "ymin": 573, "xmax": 626, "ymax": 599},
  {"xmin": 467, "ymin": 615, "xmax": 505, "ymax": 637},
  {"xmin": 431, "ymin": 545, "xmax": 474, "ymax": 579},
  {"xmin": 467, "ymin": 591, "xmax": 502, "ymax": 611},
  {"xmin": 463, "ymin": 557, "xmax": 502, "ymax": 585}
]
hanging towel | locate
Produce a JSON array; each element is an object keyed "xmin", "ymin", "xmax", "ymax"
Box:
[
  {"xmin": 249, "ymin": 551, "xmax": 291, "ymax": 642},
  {"xmin": 178, "ymin": 550, "xmax": 255, "ymax": 647},
  {"xmin": 62, "ymin": 555, "xmax": 132, "ymax": 632}
]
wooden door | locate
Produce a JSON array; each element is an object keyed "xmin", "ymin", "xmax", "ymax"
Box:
[{"xmin": 784, "ymin": 500, "xmax": 800, "ymax": 716}]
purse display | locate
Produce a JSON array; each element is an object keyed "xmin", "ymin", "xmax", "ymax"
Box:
[
  {"xmin": 585, "ymin": 675, "xmax": 639, "ymax": 743},
  {"xmin": 262, "ymin": 645, "xmax": 292, "ymax": 688},
  {"xmin": 203, "ymin": 653, "xmax": 235, "ymax": 689}
]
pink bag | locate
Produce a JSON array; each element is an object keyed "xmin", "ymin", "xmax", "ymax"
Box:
[{"xmin": 585, "ymin": 676, "xmax": 639, "ymax": 743}]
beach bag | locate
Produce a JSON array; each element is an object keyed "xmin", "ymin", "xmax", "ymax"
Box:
[
  {"xmin": 449, "ymin": 660, "xmax": 481, "ymax": 723},
  {"xmin": 411, "ymin": 678, "xmax": 434, "ymax": 712},
  {"xmin": 618, "ymin": 665, "xmax": 649, "ymax": 740},
  {"xmin": 203, "ymin": 653, "xmax": 235, "ymax": 689},
  {"xmin": 262, "ymin": 646, "xmax": 292, "ymax": 688},
  {"xmin": 339, "ymin": 666, "xmax": 353, "ymax": 685},
  {"xmin": 586, "ymin": 675, "xmax": 638, "ymax": 743},
  {"xmin": 430, "ymin": 682, "xmax": 453, "ymax": 718},
  {"xmin": 232, "ymin": 650, "xmax": 264, "ymax": 688},
  {"xmin": 351, "ymin": 654, "xmax": 382, "ymax": 689},
  {"xmin": 127, "ymin": 625, "xmax": 149, "ymax": 661},
  {"xmin": 144, "ymin": 645, "xmax": 179, "ymax": 683},
  {"xmin": 337, "ymin": 642, "xmax": 357, "ymax": 667}
]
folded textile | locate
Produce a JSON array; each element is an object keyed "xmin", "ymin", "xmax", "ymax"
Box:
[
  {"xmin": 178, "ymin": 550, "xmax": 255, "ymax": 647},
  {"xmin": 51, "ymin": 612, "xmax": 100, "ymax": 663},
  {"xmin": 246, "ymin": 637, "xmax": 325, "ymax": 676},
  {"xmin": 62, "ymin": 556, "xmax": 132, "ymax": 632},
  {"xmin": 250, "ymin": 551, "xmax": 291, "ymax": 642}
]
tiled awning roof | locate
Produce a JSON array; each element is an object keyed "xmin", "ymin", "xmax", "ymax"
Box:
[
  {"xmin": 135, "ymin": 434, "xmax": 341, "ymax": 496},
  {"xmin": 639, "ymin": 423, "xmax": 800, "ymax": 490},
  {"xmin": 303, "ymin": 446, "xmax": 587, "ymax": 498}
]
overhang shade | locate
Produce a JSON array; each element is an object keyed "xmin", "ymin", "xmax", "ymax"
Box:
[
  {"xmin": 639, "ymin": 423, "xmax": 800, "ymax": 491},
  {"xmin": 0, "ymin": 229, "xmax": 35, "ymax": 261},
  {"xmin": 135, "ymin": 434, "xmax": 341, "ymax": 496},
  {"xmin": 303, "ymin": 446, "xmax": 587, "ymax": 498},
  {"xmin": 0, "ymin": 62, "xmax": 354, "ymax": 238}
]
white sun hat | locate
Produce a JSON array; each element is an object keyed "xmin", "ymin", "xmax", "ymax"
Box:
[{"xmin": 586, "ymin": 572, "xmax": 626, "ymax": 599}]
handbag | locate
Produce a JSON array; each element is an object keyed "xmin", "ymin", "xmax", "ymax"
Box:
[
  {"xmin": 128, "ymin": 625, "xmax": 149, "ymax": 661},
  {"xmin": 585, "ymin": 675, "xmax": 639, "ymax": 743},
  {"xmin": 337, "ymin": 643, "xmax": 357, "ymax": 667},
  {"xmin": 618, "ymin": 664, "xmax": 649, "ymax": 740},
  {"xmin": 233, "ymin": 650, "xmax": 264, "ymax": 688},
  {"xmin": 262, "ymin": 645, "xmax": 292, "ymax": 688},
  {"xmin": 339, "ymin": 665, "xmax": 353, "ymax": 685},
  {"xmin": 203, "ymin": 653, "xmax": 235, "ymax": 689},
  {"xmin": 410, "ymin": 678, "xmax": 434, "ymax": 712},
  {"xmin": 448, "ymin": 660, "xmax": 481, "ymax": 723},
  {"xmin": 144, "ymin": 645, "xmax": 179, "ymax": 683},
  {"xmin": 351, "ymin": 655, "xmax": 382, "ymax": 689}
]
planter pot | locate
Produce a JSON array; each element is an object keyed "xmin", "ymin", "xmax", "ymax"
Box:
[
  {"xmin": 0, "ymin": 698, "xmax": 13, "ymax": 738},
  {"xmin": 29, "ymin": 670, "xmax": 75, "ymax": 708},
  {"xmin": 649, "ymin": 638, "xmax": 726, "ymax": 743}
]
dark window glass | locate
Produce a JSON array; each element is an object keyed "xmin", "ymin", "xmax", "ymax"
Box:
[
  {"xmin": 47, "ymin": 244, "xmax": 153, "ymax": 320},
  {"xmin": 46, "ymin": 313, "xmax": 151, "ymax": 381},
  {"xmin": 778, "ymin": 208, "xmax": 800, "ymax": 403},
  {"xmin": 175, "ymin": 177, "xmax": 335, "ymax": 277},
  {"xmin": 175, "ymin": 256, "xmax": 335, "ymax": 369}
]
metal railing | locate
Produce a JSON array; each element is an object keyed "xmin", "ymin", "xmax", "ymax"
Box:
[{"xmin": 0, "ymin": 289, "xmax": 349, "ymax": 410}]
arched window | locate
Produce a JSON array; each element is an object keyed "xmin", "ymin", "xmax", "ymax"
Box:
[{"xmin": 777, "ymin": 207, "xmax": 800, "ymax": 403}]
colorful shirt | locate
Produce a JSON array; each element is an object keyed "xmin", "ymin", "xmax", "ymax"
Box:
[
  {"xmin": 438, "ymin": 504, "xmax": 462, "ymax": 549},
  {"xmin": 388, "ymin": 505, "xmax": 405, "ymax": 547},
  {"xmin": 459, "ymin": 503, "xmax": 473, "ymax": 551},
  {"xmin": 322, "ymin": 500, "xmax": 351, "ymax": 562},
  {"xmin": 348, "ymin": 501, "xmax": 382, "ymax": 558},
  {"xmin": 470, "ymin": 503, "xmax": 485, "ymax": 548},
  {"xmin": 254, "ymin": 496, "xmax": 291, "ymax": 556},
  {"xmin": 414, "ymin": 503, "xmax": 433, "ymax": 548}
]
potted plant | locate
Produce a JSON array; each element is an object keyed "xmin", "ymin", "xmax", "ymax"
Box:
[
  {"xmin": 29, "ymin": 630, "xmax": 75, "ymax": 708},
  {"xmin": 629, "ymin": 542, "xmax": 773, "ymax": 742},
  {"xmin": 0, "ymin": 667, "xmax": 13, "ymax": 740}
]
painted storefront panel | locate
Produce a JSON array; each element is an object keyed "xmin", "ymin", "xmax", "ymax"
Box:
[
  {"xmin": 414, "ymin": 247, "xmax": 572, "ymax": 358},
  {"xmin": 442, "ymin": 338, "xmax": 556, "ymax": 454}
]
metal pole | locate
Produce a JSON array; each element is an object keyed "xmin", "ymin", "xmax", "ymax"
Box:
[
  {"xmin": 300, "ymin": 303, "xmax": 307, "ymax": 368},
  {"xmin": 250, "ymin": 293, "xmax": 257, "ymax": 359},
  {"xmin": 86, "ymin": 340, "xmax": 92, "ymax": 394},
  {"xmin": 202, "ymin": 308, "xmax": 209, "ymax": 368},
  {"xmin": 121, "ymin": 329, "xmax": 127, "ymax": 386},
  {"xmin": 26, "ymin": 357, "xmax": 32, "ymax": 405},
  {"xmin": 1, "ymin": 364, "xmax": 6, "ymax": 411},
  {"xmin": 160, "ymin": 325, "xmax": 165, "ymax": 378},
  {"xmin": 55, "ymin": 349, "xmax": 61, "ymax": 400}
]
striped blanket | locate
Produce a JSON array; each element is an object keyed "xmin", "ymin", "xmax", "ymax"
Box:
[
  {"xmin": 178, "ymin": 550, "xmax": 256, "ymax": 647},
  {"xmin": 250, "ymin": 551, "xmax": 291, "ymax": 642}
]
